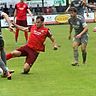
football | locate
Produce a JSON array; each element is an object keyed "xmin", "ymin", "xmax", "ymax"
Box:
[
  {"xmin": 93, "ymin": 27, "xmax": 96, "ymax": 32},
  {"xmin": 0, "ymin": 68, "xmax": 3, "ymax": 75}
]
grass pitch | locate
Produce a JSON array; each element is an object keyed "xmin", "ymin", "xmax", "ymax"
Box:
[{"xmin": 0, "ymin": 23, "xmax": 96, "ymax": 96}]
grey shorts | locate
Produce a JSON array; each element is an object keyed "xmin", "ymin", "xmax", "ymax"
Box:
[{"xmin": 73, "ymin": 34, "xmax": 89, "ymax": 44}]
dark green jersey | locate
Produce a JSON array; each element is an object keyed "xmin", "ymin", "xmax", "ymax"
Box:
[{"xmin": 68, "ymin": 15, "xmax": 88, "ymax": 36}]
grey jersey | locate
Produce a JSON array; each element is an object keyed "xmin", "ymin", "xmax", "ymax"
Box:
[
  {"xmin": 68, "ymin": 15, "xmax": 88, "ymax": 36},
  {"xmin": 0, "ymin": 11, "xmax": 3, "ymax": 38},
  {"xmin": 71, "ymin": 0, "xmax": 84, "ymax": 16}
]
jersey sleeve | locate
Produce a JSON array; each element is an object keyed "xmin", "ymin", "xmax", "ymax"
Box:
[
  {"xmin": 77, "ymin": 15, "xmax": 87, "ymax": 27},
  {"xmin": 80, "ymin": 17, "xmax": 87, "ymax": 27},
  {"xmin": 82, "ymin": 22, "xmax": 87, "ymax": 28}
]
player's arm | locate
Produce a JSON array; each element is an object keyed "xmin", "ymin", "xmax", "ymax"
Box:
[
  {"xmin": 49, "ymin": 35, "xmax": 59, "ymax": 50},
  {"xmin": 75, "ymin": 23, "xmax": 88, "ymax": 38},
  {"xmin": 27, "ymin": 8, "xmax": 33, "ymax": 16},
  {"xmin": 2, "ymin": 12, "xmax": 15, "ymax": 33},
  {"xmin": 65, "ymin": 5, "xmax": 71, "ymax": 13},
  {"xmin": 86, "ymin": 4, "xmax": 96, "ymax": 10},
  {"xmin": 47, "ymin": 30, "xmax": 58, "ymax": 50},
  {"xmin": 12, "ymin": 22, "xmax": 29, "ymax": 32},
  {"xmin": 2, "ymin": 12, "xmax": 12, "ymax": 26},
  {"xmin": 68, "ymin": 24, "xmax": 73, "ymax": 40},
  {"xmin": 85, "ymin": 7, "xmax": 89, "ymax": 17}
]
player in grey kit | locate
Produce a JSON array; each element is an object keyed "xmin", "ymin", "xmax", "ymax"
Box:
[
  {"xmin": 66, "ymin": 0, "xmax": 88, "ymax": 18},
  {"xmin": 68, "ymin": 7, "xmax": 88, "ymax": 66},
  {"xmin": 0, "ymin": 11, "xmax": 14, "ymax": 79}
]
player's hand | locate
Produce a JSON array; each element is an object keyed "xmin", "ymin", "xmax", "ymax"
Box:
[
  {"xmin": 29, "ymin": 14, "xmax": 33, "ymax": 17},
  {"xmin": 9, "ymin": 25, "xmax": 15, "ymax": 34},
  {"xmin": 11, "ymin": 20, "xmax": 15, "ymax": 25},
  {"xmin": 75, "ymin": 34, "xmax": 81, "ymax": 38}
]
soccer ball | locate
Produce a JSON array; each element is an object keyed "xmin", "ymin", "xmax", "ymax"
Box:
[
  {"xmin": 0, "ymin": 68, "xmax": 3, "ymax": 75},
  {"xmin": 93, "ymin": 27, "xmax": 96, "ymax": 32}
]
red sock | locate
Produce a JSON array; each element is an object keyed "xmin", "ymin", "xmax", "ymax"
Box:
[
  {"xmin": 15, "ymin": 29, "xmax": 19, "ymax": 42},
  {"xmin": 6, "ymin": 53, "xmax": 13, "ymax": 60},
  {"xmin": 24, "ymin": 31, "xmax": 28, "ymax": 41}
]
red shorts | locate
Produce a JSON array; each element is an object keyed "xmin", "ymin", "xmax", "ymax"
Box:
[
  {"xmin": 16, "ymin": 45, "xmax": 39, "ymax": 66},
  {"xmin": 16, "ymin": 20, "xmax": 27, "ymax": 27}
]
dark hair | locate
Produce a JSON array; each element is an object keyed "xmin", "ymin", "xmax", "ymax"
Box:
[
  {"xmin": 36, "ymin": 16, "xmax": 44, "ymax": 22},
  {"xmin": 68, "ymin": 7, "xmax": 77, "ymax": 13}
]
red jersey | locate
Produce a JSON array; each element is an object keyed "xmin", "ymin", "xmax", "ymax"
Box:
[
  {"xmin": 15, "ymin": 2, "xmax": 28, "ymax": 20},
  {"xmin": 27, "ymin": 25, "xmax": 52, "ymax": 52}
]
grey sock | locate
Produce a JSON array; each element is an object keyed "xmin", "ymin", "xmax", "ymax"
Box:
[
  {"xmin": 82, "ymin": 50, "xmax": 87, "ymax": 63},
  {"xmin": 1, "ymin": 49, "xmax": 6, "ymax": 65},
  {"xmin": 73, "ymin": 49, "xmax": 78, "ymax": 63},
  {"xmin": 0, "ymin": 59, "xmax": 7, "ymax": 73}
]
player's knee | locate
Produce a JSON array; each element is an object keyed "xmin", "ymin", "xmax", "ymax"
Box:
[
  {"xmin": 11, "ymin": 50, "xmax": 21, "ymax": 57},
  {"xmin": 73, "ymin": 47, "xmax": 78, "ymax": 51}
]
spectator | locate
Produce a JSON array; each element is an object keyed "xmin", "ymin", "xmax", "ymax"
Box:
[
  {"xmin": 35, "ymin": 4, "xmax": 42, "ymax": 15},
  {"xmin": 45, "ymin": 6, "xmax": 52, "ymax": 15},
  {"xmin": 8, "ymin": 5, "xmax": 14, "ymax": 17},
  {"xmin": 0, "ymin": 6, "xmax": 4, "ymax": 11},
  {"xmin": 3, "ymin": 4, "xmax": 9, "ymax": 15},
  {"xmin": 52, "ymin": 5, "xmax": 57, "ymax": 14},
  {"xmin": 56, "ymin": 3, "xmax": 64, "ymax": 13}
]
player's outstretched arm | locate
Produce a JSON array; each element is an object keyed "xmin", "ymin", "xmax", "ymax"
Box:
[
  {"xmin": 86, "ymin": 4, "xmax": 96, "ymax": 10},
  {"xmin": 75, "ymin": 26, "xmax": 88, "ymax": 39},
  {"xmin": 12, "ymin": 22, "xmax": 29, "ymax": 32},
  {"xmin": 2, "ymin": 12, "xmax": 12, "ymax": 27},
  {"xmin": 27, "ymin": 8, "xmax": 33, "ymax": 16},
  {"xmin": 65, "ymin": 5, "xmax": 71, "ymax": 13},
  {"xmin": 49, "ymin": 35, "xmax": 59, "ymax": 50},
  {"xmin": 68, "ymin": 25, "xmax": 73, "ymax": 40},
  {"xmin": 2, "ymin": 12, "xmax": 15, "ymax": 33}
]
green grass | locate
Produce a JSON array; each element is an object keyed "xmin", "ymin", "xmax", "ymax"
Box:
[{"xmin": 0, "ymin": 23, "xmax": 96, "ymax": 96}]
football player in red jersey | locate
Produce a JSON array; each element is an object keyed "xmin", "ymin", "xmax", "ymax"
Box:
[
  {"xmin": 14, "ymin": 0, "xmax": 32, "ymax": 43},
  {"xmin": 6, "ymin": 16, "xmax": 59, "ymax": 74}
]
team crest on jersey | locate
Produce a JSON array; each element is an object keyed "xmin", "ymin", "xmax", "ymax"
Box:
[
  {"xmin": 19, "ymin": 8, "xmax": 24, "ymax": 10},
  {"xmin": 41, "ymin": 30, "xmax": 44, "ymax": 33},
  {"xmin": 76, "ymin": 21, "xmax": 80, "ymax": 25},
  {"xmin": 34, "ymin": 30, "xmax": 41, "ymax": 35}
]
